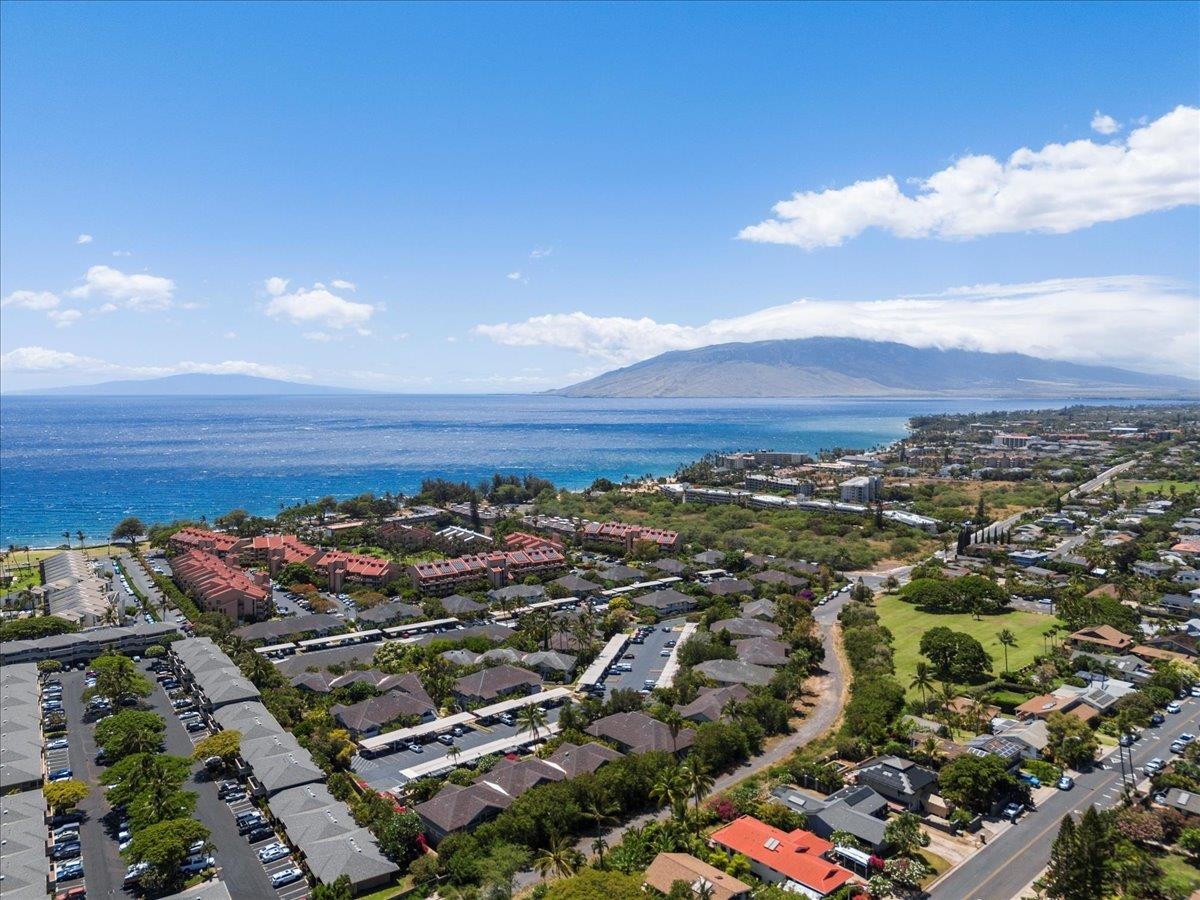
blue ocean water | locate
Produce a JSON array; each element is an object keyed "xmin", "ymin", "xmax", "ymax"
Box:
[{"xmin": 0, "ymin": 394, "xmax": 1122, "ymax": 546}]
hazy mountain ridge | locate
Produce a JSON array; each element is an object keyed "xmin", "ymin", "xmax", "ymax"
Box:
[
  {"xmin": 553, "ymin": 338, "xmax": 1200, "ymax": 398},
  {"xmin": 16, "ymin": 373, "xmax": 368, "ymax": 397}
]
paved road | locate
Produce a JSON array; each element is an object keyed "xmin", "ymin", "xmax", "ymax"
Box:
[
  {"xmin": 931, "ymin": 696, "xmax": 1200, "ymax": 900},
  {"xmin": 1065, "ymin": 459, "xmax": 1138, "ymax": 500}
]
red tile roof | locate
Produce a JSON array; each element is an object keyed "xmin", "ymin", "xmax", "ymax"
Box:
[
  {"xmin": 709, "ymin": 816, "xmax": 854, "ymax": 896},
  {"xmin": 172, "ymin": 550, "xmax": 268, "ymax": 615},
  {"xmin": 170, "ymin": 527, "xmax": 242, "ymax": 555},
  {"xmin": 582, "ymin": 521, "xmax": 680, "ymax": 548}
]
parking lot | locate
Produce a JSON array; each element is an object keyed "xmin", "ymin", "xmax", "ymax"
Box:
[
  {"xmin": 353, "ymin": 704, "xmax": 566, "ymax": 792},
  {"xmin": 595, "ymin": 616, "xmax": 686, "ymax": 697},
  {"xmin": 140, "ymin": 660, "xmax": 303, "ymax": 899}
]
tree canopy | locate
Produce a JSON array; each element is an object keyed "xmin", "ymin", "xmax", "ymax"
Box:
[
  {"xmin": 95, "ymin": 710, "xmax": 166, "ymax": 761},
  {"xmin": 89, "ymin": 652, "xmax": 153, "ymax": 706},
  {"xmin": 938, "ymin": 753, "xmax": 1021, "ymax": 813},
  {"xmin": 919, "ymin": 627, "xmax": 993, "ymax": 682},
  {"xmin": 44, "ymin": 779, "xmax": 89, "ymax": 813},
  {"xmin": 111, "ymin": 516, "xmax": 147, "ymax": 546}
]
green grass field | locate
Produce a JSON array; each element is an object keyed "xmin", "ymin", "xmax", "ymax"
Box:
[
  {"xmin": 876, "ymin": 593, "xmax": 1064, "ymax": 698},
  {"xmin": 1115, "ymin": 479, "xmax": 1200, "ymax": 497}
]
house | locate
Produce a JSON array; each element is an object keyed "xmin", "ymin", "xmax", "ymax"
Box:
[
  {"xmin": 546, "ymin": 741, "xmax": 623, "ymax": 777},
  {"xmin": 1069, "ymin": 650, "xmax": 1155, "ymax": 684},
  {"xmin": 651, "ymin": 558, "xmax": 688, "ymax": 576},
  {"xmin": 853, "ymin": 756, "xmax": 938, "ymax": 812},
  {"xmin": 964, "ymin": 735, "xmax": 1026, "ymax": 769},
  {"xmin": 312, "ymin": 550, "xmax": 398, "ymax": 591},
  {"xmin": 709, "ymin": 816, "xmax": 856, "ymax": 898},
  {"xmin": 587, "ymin": 711, "xmax": 695, "ymax": 754},
  {"xmin": 740, "ymin": 598, "xmax": 778, "ymax": 620},
  {"xmin": 488, "ymin": 584, "xmax": 545, "ymax": 605},
  {"xmin": 168, "ymin": 526, "xmax": 244, "ymax": 558},
  {"xmin": 356, "ymin": 600, "xmax": 423, "ymax": 626},
  {"xmin": 233, "ymin": 614, "xmax": 343, "ymax": 643},
  {"xmin": 769, "ymin": 785, "xmax": 889, "ymax": 853},
  {"xmin": 330, "ymin": 691, "xmax": 437, "ymax": 737},
  {"xmin": 410, "ymin": 547, "xmax": 566, "ymax": 594},
  {"xmin": 734, "ymin": 637, "xmax": 789, "ymax": 667},
  {"xmin": 634, "ymin": 588, "xmax": 698, "ymax": 616},
  {"xmin": 710, "ymin": 618, "xmax": 782, "ymax": 639},
  {"xmin": 1133, "ymin": 561, "xmax": 1175, "ymax": 579},
  {"xmin": 415, "ymin": 782, "xmax": 513, "ymax": 844},
  {"xmin": 644, "ymin": 853, "xmax": 752, "ymax": 900},
  {"xmin": 1068, "ymin": 625, "xmax": 1135, "ymax": 653},
  {"xmin": 693, "ymin": 550, "xmax": 725, "ymax": 566},
  {"xmin": 523, "ymin": 650, "xmax": 578, "ymax": 678},
  {"xmin": 675, "ymin": 685, "xmax": 750, "ymax": 723},
  {"xmin": 451, "ymin": 665, "xmax": 542, "ymax": 704},
  {"xmin": 439, "ymin": 594, "xmax": 488, "ymax": 618},
  {"xmin": 1161, "ymin": 787, "xmax": 1200, "ymax": 818},
  {"xmin": 474, "ymin": 757, "xmax": 565, "ymax": 798},
  {"xmin": 693, "ymin": 659, "xmax": 775, "ymax": 687},
  {"xmin": 1015, "ymin": 692, "xmax": 1085, "ymax": 722},
  {"xmin": 171, "ymin": 550, "xmax": 270, "ymax": 620},
  {"xmin": 1141, "ymin": 631, "xmax": 1200, "ymax": 658},
  {"xmin": 1161, "ymin": 594, "xmax": 1200, "ymax": 617},
  {"xmin": 705, "ymin": 578, "xmax": 755, "ymax": 598},
  {"xmin": 598, "ymin": 564, "xmax": 644, "ymax": 583},
  {"xmin": 551, "ymin": 573, "xmax": 604, "ymax": 595},
  {"xmin": 752, "ymin": 570, "xmax": 808, "ymax": 589}
]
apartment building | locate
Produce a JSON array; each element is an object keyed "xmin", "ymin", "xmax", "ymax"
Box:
[
  {"xmin": 839, "ymin": 475, "xmax": 882, "ymax": 504},
  {"xmin": 172, "ymin": 550, "xmax": 271, "ymax": 620},
  {"xmin": 581, "ymin": 521, "xmax": 681, "ymax": 553},
  {"xmin": 409, "ymin": 546, "xmax": 566, "ymax": 593}
]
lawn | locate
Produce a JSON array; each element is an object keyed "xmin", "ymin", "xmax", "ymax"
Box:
[
  {"xmin": 1115, "ymin": 479, "xmax": 1200, "ymax": 497},
  {"xmin": 1156, "ymin": 850, "xmax": 1200, "ymax": 896},
  {"xmin": 876, "ymin": 594, "xmax": 1064, "ymax": 699}
]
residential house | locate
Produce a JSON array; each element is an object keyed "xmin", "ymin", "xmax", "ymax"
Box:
[
  {"xmin": 1161, "ymin": 787, "xmax": 1200, "ymax": 818},
  {"xmin": 710, "ymin": 618, "xmax": 782, "ymax": 639},
  {"xmin": 546, "ymin": 741, "xmax": 623, "ymax": 777},
  {"xmin": 705, "ymin": 578, "xmax": 755, "ymax": 598},
  {"xmin": 552, "ymin": 573, "xmax": 604, "ymax": 595},
  {"xmin": 1068, "ymin": 625, "xmax": 1135, "ymax": 653},
  {"xmin": 692, "ymin": 659, "xmax": 775, "ymax": 687},
  {"xmin": 769, "ymin": 785, "xmax": 889, "ymax": 853},
  {"xmin": 853, "ymin": 756, "xmax": 938, "ymax": 812},
  {"xmin": 356, "ymin": 600, "xmax": 423, "ymax": 626},
  {"xmin": 734, "ymin": 637, "xmax": 790, "ymax": 667},
  {"xmin": 644, "ymin": 853, "xmax": 751, "ymax": 900},
  {"xmin": 330, "ymin": 691, "xmax": 437, "ymax": 737},
  {"xmin": 439, "ymin": 594, "xmax": 488, "ymax": 618},
  {"xmin": 709, "ymin": 816, "xmax": 856, "ymax": 898},
  {"xmin": 634, "ymin": 588, "xmax": 698, "ymax": 616},
  {"xmin": 586, "ymin": 711, "xmax": 695, "ymax": 754},
  {"xmin": 415, "ymin": 782, "xmax": 513, "ymax": 844},
  {"xmin": 675, "ymin": 685, "xmax": 750, "ymax": 724},
  {"xmin": 452, "ymin": 665, "xmax": 542, "ymax": 705}
]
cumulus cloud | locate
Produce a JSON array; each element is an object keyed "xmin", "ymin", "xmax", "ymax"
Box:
[
  {"xmin": 473, "ymin": 275, "xmax": 1200, "ymax": 377},
  {"xmin": 330, "ymin": 279, "xmax": 357, "ymax": 292},
  {"xmin": 2, "ymin": 290, "xmax": 60, "ymax": 311},
  {"xmin": 67, "ymin": 265, "xmax": 175, "ymax": 310},
  {"xmin": 0, "ymin": 345, "xmax": 303, "ymax": 380},
  {"xmin": 1091, "ymin": 110, "xmax": 1121, "ymax": 135},
  {"xmin": 739, "ymin": 105, "xmax": 1199, "ymax": 248},
  {"xmin": 47, "ymin": 309, "xmax": 83, "ymax": 328},
  {"xmin": 264, "ymin": 280, "xmax": 375, "ymax": 330},
  {"xmin": 76, "ymin": 234, "xmax": 93, "ymax": 245}
]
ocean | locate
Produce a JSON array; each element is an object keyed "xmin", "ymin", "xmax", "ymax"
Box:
[{"xmin": 0, "ymin": 394, "xmax": 1128, "ymax": 547}]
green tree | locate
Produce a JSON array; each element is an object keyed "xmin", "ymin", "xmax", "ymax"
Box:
[
  {"xmin": 680, "ymin": 757, "xmax": 715, "ymax": 811},
  {"xmin": 95, "ymin": 710, "xmax": 166, "ymax": 761},
  {"xmin": 44, "ymin": 779, "xmax": 89, "ymax": 813},
  {"xmin": 650, "ymin": 767, "xmax": 688, "ymax": 821},
  {"xmin": 378, "ymin": 810, "xmax": 424, "ymax": 867},
  {"xmin": 1178, "ymin": 826, "xmax": 1200, "ymax": 860},
  {"xmin": 111, "ymin": 516, "xmax": 147, "ymax": 548},
  {"xmin": 1046, "ymin": 711, "xmax": 1099, "ymax": 769},
  {"xmin": 311, "ymin": 875, "xmax": 353, "ymax": 900},
  {"xmin": 192, "ymin": 730, "xmax": 242, "ymax": 765},
  {"xmin": 517, "ymin": 703, "xmax": 549, "ymax": 741},
  {"xmin": 89, "ymin": 652, "xmax": 153, "ymax": 707},
  {"xmin": 542, "ymin": 869, "xmax": 644, "ymax": 900},
  {"xmin": 125, "ymin": 818, "xmax": 210, "ymax": 885},
  {"xmin": 938, "ymin": 754, "xmax": 1020, "ymax": 813},
  {"xmin": 534, "ymin": 834, "xmax": 585, "ymax": 880},
  {"xmin": 276, "ymin": 561, "xmax": 318, "ymax": 587},
  {"xmin": 478, "ymin": 842, "xmax": 532, "ymax": 900},
  {"xmin": 996, "ymin": 628, "xmax": 1017, "ymax": 673},
  {"xmin": 883, "ymin": 811, "xmax": 930, "ymax": 856},
  {"xmin": 919, "ymin": 627, "xmax": 993, "ymax": 682},
  {"xmin": 909, "ymin": 662, "xmax": 934, "ymax": 709}
]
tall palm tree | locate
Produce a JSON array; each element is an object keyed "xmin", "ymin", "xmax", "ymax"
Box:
[
  {"xmin": 662, "ymin": 709, "xmax": 684, "ymax": 756},
  {"xmin": 909, "ymin": 662, "xmax": 934, "ymax": 710},
  {"xmin": 62, "ymin": 531, "xmax": 72, "ymax": 549},
  {"xmin": 517, "ymin": 703, "xmax": 549, "ymax": 741},
  {"xmin": 76, "ymin": 531, "xmax": 87, "ymax": 557},
  {"xmin": 590, "ymin": 834, "xmax": 608, "ymax": 869},
  {"xmin": 650, "ymin": 767, "xmax": 687, "ymax": 820},
  {"xmin": 447, "ymin": 744, "xmax": 462, "ymax": 767},
  {"xmin": 533, "ymin": 834, "xmax": 582, "ymax": 880},
  {"xmin": 680, "ymin": 758, "xmax": 714, "ymax": 811},
  {"xmin": 996, "ymin": 629, "xmax": 1017, "ymax": 674}
]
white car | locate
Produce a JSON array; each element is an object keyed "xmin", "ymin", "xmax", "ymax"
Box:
[
  {"xmin": 258, "ymin": 842, "xmax": 289, "ymax": 863},
  {"xmin": 272, "ymin": 867, "xmax": 304, "ymax": 887},
  {"xmin": 46, "ymin": 738, "xmax": 69, "ymax": 751}
]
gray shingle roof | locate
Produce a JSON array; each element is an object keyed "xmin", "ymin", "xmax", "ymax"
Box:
[{"xmin": 0, "ymin": 789, "xmax": 49, "ymax": 896}]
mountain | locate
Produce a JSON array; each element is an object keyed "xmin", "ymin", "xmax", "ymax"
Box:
[
  {"xmin": 553, "ymin": 338, "xmax": 1200, "ymax": 399},
  {"xmin": 18, "ymin": 373, "xmax": 368, "ymax": 397}
]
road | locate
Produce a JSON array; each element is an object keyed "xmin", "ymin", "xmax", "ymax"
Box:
[
  {"xmin": 1064, "ymin": 458, "xmax": 1138, "ymax": 500},
  {"xmin": 930, "ymin": 697, "xmax": 1200, "ymax": 900}
]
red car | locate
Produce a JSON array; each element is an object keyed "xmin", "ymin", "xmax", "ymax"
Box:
[{"xmin": 55, "ymin": 888, "xmax": 87, "ymax": 900}]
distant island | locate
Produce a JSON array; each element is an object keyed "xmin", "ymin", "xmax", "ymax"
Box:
[
  {"xmin": 15, "ymin": 373, "xmax": 369, "ymax": 397},
  {"xmin": 553, "ymin": 337, "xmax": 1200, "ymax": 399}
]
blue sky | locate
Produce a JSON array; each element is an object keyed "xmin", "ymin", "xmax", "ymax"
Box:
[{"xmin": 2, "ymin": 1, "xmax": 1197, "ymax": 391}]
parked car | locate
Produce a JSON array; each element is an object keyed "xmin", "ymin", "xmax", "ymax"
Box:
[
  {"xmin": 217, "ymin": 781, "xmax": 241, "ymax": 798},
  {"xmin": 55, "ymin": 863, "xmax": 84, "ymax": 883},
  {"xmin": 124, "ymin": 862, "xmax": 150, "ymax": 885},
  {"xmin": 245, "ymin": 825, "xmax": 275, "ymax": 843},
  {"xmin": 237, "ymin": 817, "xmax": 266, "ymax": 835},
  {"xmin": 1151, "ymin": 712, "xmax": 1166, "ymax": 726},
  {"xmin": 406, "ymin": 742, "xmax": 423, "ymax": 753},
  {"xmin": 1171, "ymin": 740, "xmax": 1187, "ymax": 754},
  {"xmin": 1167, "ymin": 701, "xmax": 1182, "ymax": 714},
  {"xmin": 1119, "ymin": 732, "xmax": 1134, "ymax": 747},
  {"xmin": 186, "ymin": 721, "xmax": 207, "ymax": 732},
  {"xmin": 451, "ymin": 725, "xmax": 466, "ymax": 737},
  {"xmin": 1001, "ymin": 802, "xmax": 1024, "ymax": 822},
  {"xmin": 203, "ymin": 755, "xmax": 223, "ymax": 770},
  {"xmin": 49, "ymin": 768, "xmax": 73, "ymax": 782},
  {"xmin": 52, "ymin": 825, "xmax": 80, "ymax": 841},
  {"xmin": 272, "ymin": 867, "xmax": 304, "ymax": 888},
  {"xmin": 50, "ymin": 842, "xmax": 82, "ymax": 861},
  {"xmin": 223, "ymin": 790, "xmax": 247, "ymax": 804},
  {"xmin": 1057, "ymin": 775, "xmax": 1075, "ymax": 790},
  {"xmin": 1144, "ymin": 758, "xmax": 1166, "ymax": 776},
  {"xmin": 45, "ymin": 738, "xmax": 69, "ymax": 751},
  {"xmin": 1179, "ymin": 733, "xmax": 1196, "ymax": 744},
  {"xmin": 53, "ymin": 887, "xmax": 87, "ymax": 900},
  {"xmin": 437, "ymin": 733, "xmax": 454, "ymax": 746},
  {"xmin": 180, "ymin": 856, "xmax": 215, "ymax": 875},
  {"xmin": 258, "ymin": 842, "xmax": 289, "ymax": 863}
]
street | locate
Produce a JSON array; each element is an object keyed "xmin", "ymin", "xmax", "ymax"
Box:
[{"xmin": 930, "ymin": 697, "xmax": 1200, "ymax": 900}]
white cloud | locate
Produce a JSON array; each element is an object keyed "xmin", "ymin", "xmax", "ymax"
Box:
[
  {"xmin": 224, "ymin": 331, "xmax": 238, "ymax": 340},
  {"xmin": 76, "ymin": 234, "xmax": 93, "ymax": 245},
  {"xmin": 473, "ymin": 275, "xmax": 1200, "ymax": 377},
  {"xmin": 264, "ymin": 281, "xmax": 375, "ymax": 330},
  {"xmin": 2, "ymin": 290, "xmax": 60, "ymax": 311},
  {"xmin": 739, "ymin": 105, "xmax": 1199, "ymax": 248},
  {"xmin": 529, "ymin": 247, "xmax": 553, "ymax": 259},
  {"xmin": 302, "ymin": 331, "xmax": 332, "ymax": 342},
  {"xmin": 331, "ymin": 279, "xmax": 357, "ymax": 292},
  {"xmin": 67, "ymin": 265, "xmax": 175, "ymax": 310},
  {"xmin": 1091, "ymin": 111, "xmax": 1121, "ymax": 135},
  {"xmin": 47, "ymin": 309, "xmax": 83, "ymax": 328},
  {"xmin": 112, "ymin": 250, "xmax": 132, "ymax": 257},
  {"xmin": 0, "ymin": 345, "xmax": 302, "ymax": 381},
  {"xmin": 507, "ymin": 271, "xmax": 524, "ymax": 281}
]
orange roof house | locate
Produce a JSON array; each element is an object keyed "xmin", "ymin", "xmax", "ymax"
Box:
[
  {"xmin": 1068, "ymin": 625, "xmax": 1134, "ymax": 653},
  {"xmin": 709, "ymin": 816, "xmax": 855, "ymax": 898}
]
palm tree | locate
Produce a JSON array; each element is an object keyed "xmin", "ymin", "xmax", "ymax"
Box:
[
  {"xmin": 662, "ymin": 709, "xmax": 684, "ymax": 756},
  {"xmin": 582, "ymin": 794, "xmax": 618, "ymax": 837},
  {"xmin": 997, "ymin": 629, "xmax": 1017, "ymax": 674},
  {"xmin": 62, "ymin": 531, "xmax": 72, "ymax": 549},
  {"xmin": 447, "ymin": 744, "xmax": 462, "ymax": 767},
  {"xmin": 590, "ymin": 834, "xmax": 609, "ymax": 869},
  {"xmin": 516, "ymin": 703, "xmax": 549, "ymax": 741},
  {"xmin": 76, "ymin": 531, "xmax": 87, "ymax": 557},
  {"xmin": 680, "ymin": 758, "xmax": 714, "ymax": 811},
  {"xmin": 650, "ymin": 767, "xmax": 687, "ymax": 820},
  {"xmin": 910, "ymin": 662, "xmax": 934, "ymax": 710},
  {"xmin": 533, "ymin": 834, "xmax": 582, "ymax": 880}
]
